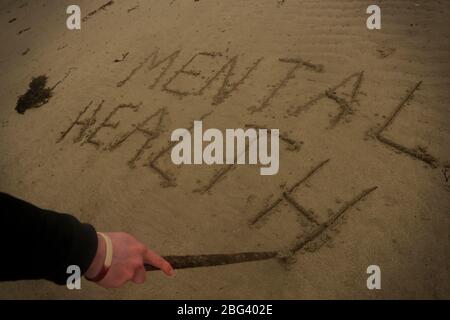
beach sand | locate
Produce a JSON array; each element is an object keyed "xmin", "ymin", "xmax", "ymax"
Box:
[{"xmin": 0, "ymin": 0, "xmax": 449, "ymax": 299}]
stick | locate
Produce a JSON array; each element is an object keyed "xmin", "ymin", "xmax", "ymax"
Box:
[{"xmin": 144, "ymin": 251, "xmax": 278, "ymax": 271}]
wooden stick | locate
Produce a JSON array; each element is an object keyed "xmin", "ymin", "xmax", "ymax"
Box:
[{"xmin": 145, "ymin": 251, "xmax": 278, "ymax": 271}]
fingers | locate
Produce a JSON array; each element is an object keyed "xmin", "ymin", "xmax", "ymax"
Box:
[
  {"xmin": 144, "ymin": 249, "xmax": 174, "ymax": 276},
  {"xmin": 99, "ymin": 269, "xmax": 133, "ymax": 289},
  {"xmin": 132, "ymin": 266, "xmax": 146, "ymax": 284},
  {"xmin": 94, "ymin": 232, "xmax": 174, "ymax": 289}
]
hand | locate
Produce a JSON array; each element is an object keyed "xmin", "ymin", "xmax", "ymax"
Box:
[{"xmin": 85, "ymin": 232, "xmax": 174, "ymax": 288}]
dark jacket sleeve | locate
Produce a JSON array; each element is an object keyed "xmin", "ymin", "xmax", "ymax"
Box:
[{"xmin": 0, "ymin": 192, "xmax": 98, "ymax": 285}]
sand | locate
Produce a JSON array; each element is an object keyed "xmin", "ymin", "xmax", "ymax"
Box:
[{"xmin": 0, "ymin": 0, "xmax": 449, "ymax": 299}]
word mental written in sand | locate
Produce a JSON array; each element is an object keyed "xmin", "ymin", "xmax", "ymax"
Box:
[
  {"xmin": 170, "ymin": 121, "xmax": 280, "ymax": 175},
  {"xmin": 56, "ymin": 48, "xmax": 444, "ymax": 188}
]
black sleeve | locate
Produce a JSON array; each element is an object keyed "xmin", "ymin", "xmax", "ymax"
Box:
[{"xmin": 0, "ymin": 192, "xmax": 98, "ymax": 285}]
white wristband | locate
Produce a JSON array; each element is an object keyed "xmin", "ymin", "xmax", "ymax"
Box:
[{"xmin": 98, "ymin": 232, "xmax": 113, "ymax": 268}]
